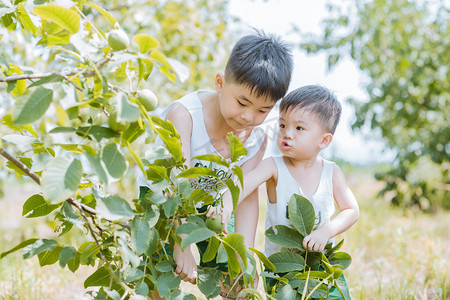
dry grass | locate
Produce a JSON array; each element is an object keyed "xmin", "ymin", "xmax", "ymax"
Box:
[{"xmin": 0, "ymin": 169, "xmax": 448, "ymax": 299}]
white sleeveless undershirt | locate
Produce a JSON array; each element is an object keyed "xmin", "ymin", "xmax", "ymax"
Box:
[
  {"xmin": 264, "ymin": 156, "xmax": 336, "ymax": 257},
  {"xmin": 137, "ymin": 90, "xmax": 266, "ymax": 195}
]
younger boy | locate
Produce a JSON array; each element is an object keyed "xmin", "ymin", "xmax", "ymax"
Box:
[
  {"xmin": 138, "ymin": 30, "xmax": 293, "ymax": 294},
  {"xmin": 213, "ymin": 85, "xmax": 360, "ymax": 296}
]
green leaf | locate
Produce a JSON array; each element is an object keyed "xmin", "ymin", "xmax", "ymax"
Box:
[
  {"xmin": 273, "ymin": 283, "xmax": 296, "ymax": 300},
  {"xmin": 84, "ymin": 266, "xmax": 112, "ymax": 288},
  {"xmin": 17, "ymin": 3, "xmax": 37, "ymax": 36},
  {"xmin": 156, "ymin": 260, "xmax": 174, "ymax": 272},
  {"xmin": 227, "ymin": 132, "xmax": 247, "ymax": 162},
  {"xmin": 155, "ymin": 128, "xmax": 182, "ymax": 162},
  {"xmin": 179, "ymin": 227, "xmax": 215, "ymax": 250},
  {"xmin": 325, "ymin": 239, "xmax": 344, "ymax": 257},
  {"xmin": 329, "ymin": 251, "xmax": 352, "ymax": 270},
  {"xmin": 1, "ymin": 238, "xmax": 38, "ymax": 259},
  {"xmin": 268, "ymin": 251, "xmax": 305, "ymax": 273},
  {"xmin": 117, "ymin": 92, "xmax": 140, "ymax": 122},
  {"xmin": 67, "ymin": 252, "xmax": 80, "ymax": 272},
  {"xmin": 177, "ymin": 167, "xmax": 219, "ymax": 179},
  {"xmin": 265, "ymin": 225, "xmax": 305, "ymax": 252},
  {"xmin": 133, "ymin": 33, "xmax": 159, "ymax": 53},
  {"xmin": 221, "ymin": 233, "xmax": 247, "ymax": 279},
  {"xmin": 79, "ymin": 242, "xmax": 99, "ymax": 265},
  {"xmin": 186, "ymin": 189, "xmax": 214, "ymax": 213},
  {"xmin": 150, "ymin": 116, "xmax": 180, "ymax": 138},
  {"xmin": 192, "ymin": 154, "xmax": 229, "ymax": 168},
  {"xmin": 41, "ymin": 156, "xmax": 82, "ymax": 203},
  {"xmin": 197, "ymin": 267, "xmax": 222, "ymax": 298},
  {"xmin": 22, "ymin": 194, "xmax": 60, "ymax": 218},
  {"xmin": 248, "ymin": 247, "xmax": 276, "ymax": 272},
  {"xmin": 85, "ymin": 152, "xmax": 109, "ymax": 184},
  {"xmin": 76, "ymin": 126, "xmax": 119, "ymax": 141},
  {"xmin": 144, "ymin": 228, "xmax": 159, "ymax": 256},
  {"xmin": 33, "ymin": 5, "xmax": 80, "ymax": 34},
  {"xmin": 88, "ymin": 3, "xmax": 116, "ymax": 25},
  {"xmin": 1, "ymin": 114, "xmax": 38, "ymax": 138},
  {"xmin": 122, "ymin": 121, "xmax": 145, "ymax": 143},
  {"xmin": 202, "ymin": 236, "xmax": 220, "ymax": 263},
  {"xmin": 294, "ymin": 270, "xmax": 332, "ymax": 280},
  {"xmin": 59, "ymin": 246, "xmax": 76, "ymax": 267},
  {"xmin": 232, "ymin": 165, "xmax": 244, "ymax": 189},
  {"xmin": 38, "ymin": 245, "xmax": 63, "ymax": 266},
  {"xmin": 288, "ymin": 194, "xmax": 315, "ymax": 237},
  {"xmin": 135, "ymin": 281, "xmax": 149, "ymax": 296},
  {"xmin": 145, "ymin": 165, "xmax": 167, "ymax": 181},
  {"xmin": 102, "ymin": 143, "xmax": 127, "ymax": 179},
  {"xmin": 131, "ymin": 216, "xmax": 151, "ymax": 255},
  {"xmin": 162, "ymin": 196, "xmax": 181, "ymax": 218},
  {"xmin": 225, "ymin": 178, "xmax": 240, "ymax": 213},
  {"xmin": 96, "ymin": 195, "xmax": 135, "ymax": 221},
  {"xmin": 23, "ymin": 239, "xmax": 58, "ymax": 259},
  {"xmin": 12, "ymin": 87, "xmax": 53, "ymax": 125}
]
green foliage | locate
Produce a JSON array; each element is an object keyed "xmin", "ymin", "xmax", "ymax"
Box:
[
  {"xmin": 0, "ymin": 1, "xmax": 254, "ymax": 298},
  {"xmin": 299, "ymin": 0, "xmax": 449, "ymax": 210},
  {"xmin": 262, "ymin": 195, "xmax": 352, "ymax": 299}
]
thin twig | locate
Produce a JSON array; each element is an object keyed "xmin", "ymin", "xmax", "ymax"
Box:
[
  {"xmin": 0, "ymin": 147, "xmax": 41, "ymax": 184},
  {"xmin": 0, "ymin": 147, "xmax": 96, "ymax": 215}
]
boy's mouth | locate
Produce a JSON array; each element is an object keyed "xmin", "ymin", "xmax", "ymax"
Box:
[{"xmin": 281, "ymin": 141, "xmax": 291, "ymax": 149}]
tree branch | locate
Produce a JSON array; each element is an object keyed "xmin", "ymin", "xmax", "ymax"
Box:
[
  {"xmin": 0, "ymin": 147, "xmax": 96, "ymax": 215},
  {"xmin": 0, "ymin": 147, "xmax": 132, "ymax": 230}
]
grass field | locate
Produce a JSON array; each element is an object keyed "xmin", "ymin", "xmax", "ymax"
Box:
[{"xmin": 0, "ymin": 168, "xmax": 448, "ymax": 299}]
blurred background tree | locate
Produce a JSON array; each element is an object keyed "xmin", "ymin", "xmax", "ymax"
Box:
[
  {"xmin": 91, "ymin": 0, "xmax": 234, "ymax": 104},
  {"xmin": 299, "ymin": 0, "xmax": 449, "ymax": 211}
]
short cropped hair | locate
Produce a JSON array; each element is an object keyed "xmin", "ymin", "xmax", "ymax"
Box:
[
  {"xmin": 224, "ymin": 30, "xmax": 293, "ymax": 102},
  {"xmin": 280, "ymin": 85, "xmax": 342, "ymax": 134}
]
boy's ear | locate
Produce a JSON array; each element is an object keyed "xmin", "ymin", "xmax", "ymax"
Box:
[
  {"xmin": 319, "ymin": 133, "xmax": 333, "ymax": 149},
  {"xmin": 215, "ymin": 73, "xmax": 224, "ymax": 92}
]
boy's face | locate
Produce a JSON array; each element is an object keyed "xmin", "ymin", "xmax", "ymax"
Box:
[
  {"xmin": 276, "ymin": 107, "xmax": 332, "ymax": 160},
  {"xmin": 216, "ymin": 74, "xmax": 275, "ymax": 130}
]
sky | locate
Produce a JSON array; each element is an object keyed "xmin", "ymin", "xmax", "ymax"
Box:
[{"xmin": 228, "ymin": 0, "xmax": 395, "ymax": 164}]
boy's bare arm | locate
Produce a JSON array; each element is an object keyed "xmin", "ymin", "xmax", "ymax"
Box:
[
  {"xmin": 166, "ymin": 104, "xmax": 198, "ymax": 283},
  {"xmin": 210, "ymin": 157, "xmax": 277, "ymax": 228},
  {"xmin": 234, "ymin": 136, "xmax": 267, "ymax": 247},
  {"xmin": 166, "ymin": 104, "xmax": 192, "ymax": 166},
  {"xmin": 303, "ymin": 164, "xmax": 360, "ymax": 252}
]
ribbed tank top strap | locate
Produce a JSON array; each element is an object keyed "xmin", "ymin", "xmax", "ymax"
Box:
[{"xmin": 316, "ymin": 159, "xmax": 334, "ymax": 196}]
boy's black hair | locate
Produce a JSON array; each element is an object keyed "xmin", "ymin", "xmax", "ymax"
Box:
[
  {"xmin": 224, "ymin": 30, "xmax": 293, "ymax": 102},
  {"xmin": 280, "ymin": 85, "xmax": 342, "ymax": 134}
]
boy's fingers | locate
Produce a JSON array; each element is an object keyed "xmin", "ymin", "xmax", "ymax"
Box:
[{"xmin": 175, "ymin": 263, "xmax": 183, "ymax": 275}]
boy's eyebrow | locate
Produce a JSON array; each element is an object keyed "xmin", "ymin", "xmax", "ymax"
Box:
[
  {"xmin": 279, "ymin": 116, "xmax": 308, "ymax": 125},
  {"xmin": 239, "ymin": 95, "xmax": 274, "ymax": 109}
]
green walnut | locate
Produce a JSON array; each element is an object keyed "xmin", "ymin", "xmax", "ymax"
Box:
[
  {"xmin": 109, "ymin": 110, "xmax": 129, "ymax": 132},
  {"xmin": 137, "ymin": 89, "xmax": 158, "ymax": 111},
  {"xmin": 107, "ymin": 29, "xmax": 129, "ymax": 51},
  {"xmin": 205, "ymin": 215, "xmax": 226, "ymax": 234}
]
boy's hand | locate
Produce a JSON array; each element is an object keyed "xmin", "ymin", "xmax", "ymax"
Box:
[
  {"xmin": 173, "ymin": 243, "xmax": 197, "ymax": 284},
  {"xmin": 303, "ymin": 226, "xmax": 332, "ymax": 252}
]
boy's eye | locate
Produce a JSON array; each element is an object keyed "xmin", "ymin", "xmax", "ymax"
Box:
[
  {"xmin": 279, "ymin": 124, "xmax": 285, "ymax": 128},
  {"xmin": 237, "ymin": 100, "xmax": 245, "ymax": 106},
  {"xmin": 259, "ymin": 110, "xmax": 269, "ymax": 114},
  {"xmin": 296, "ymin": 126, "xmax": 304, "ymax": 131}
]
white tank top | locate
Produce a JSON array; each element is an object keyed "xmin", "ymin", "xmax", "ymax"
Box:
[
  {"xmin": 138, "ymin": 90, "xmax": 266, "ymax": 194},
  {"xmin": 264, "ymin": 156, "xmax": 336, "ymax": 256}
]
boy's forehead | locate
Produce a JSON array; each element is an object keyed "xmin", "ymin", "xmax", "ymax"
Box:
[
  {"xmin": 235, "ymin": 84, "xmax": 276, "ymax": 107},
  {"xmin": 280, "ymin": 107, "xmax": 319, "ymax": 122}
]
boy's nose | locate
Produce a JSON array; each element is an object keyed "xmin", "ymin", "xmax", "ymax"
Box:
[{"xmin": 240, "ymin": 111, "xmax": 253, "ymax": 123}]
